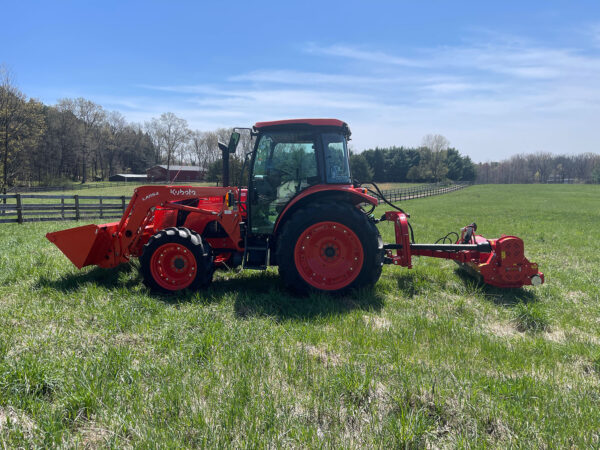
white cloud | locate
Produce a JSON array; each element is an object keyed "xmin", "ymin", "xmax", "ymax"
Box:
[
  {"xmin": 228, "ymin": 70, "xmax": 384, "ymax": 86},
  {"xmin": 110, "ymin": 31, "xmax": 600, "ymax": 160},
  {"xmin": 304, "ymin": 43, "xmax": 424, "ymax": 67}
]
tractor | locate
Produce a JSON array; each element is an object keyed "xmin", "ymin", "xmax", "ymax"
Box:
[{"xmin": 47, "ymin": 119, "xmax": 544, "ymax": 293}]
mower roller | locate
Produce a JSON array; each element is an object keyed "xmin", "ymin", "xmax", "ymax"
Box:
[{"xmin": 47, "ymin": 119, "xmax": 543, "ymax": 294}]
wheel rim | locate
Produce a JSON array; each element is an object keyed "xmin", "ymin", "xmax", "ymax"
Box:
[
  {"xmin": 150, "ymin": 243, "xmax": 197, "ymax": 290},
  {"xmin": 294, "ymin": 221, "xmax": 364, "ymax": 290}
]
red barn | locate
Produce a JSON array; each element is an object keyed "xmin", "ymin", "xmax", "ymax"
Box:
[{"xmin": 146, "ymin": 165, "xmax": 205, "ymax": 182}]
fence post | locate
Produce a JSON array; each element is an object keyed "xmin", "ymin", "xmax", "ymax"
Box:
[
  {"xmin": 121, "ymin": 196, "xmax": 126, "ymax": 213},
  {"xmin": 16, "ymin": 194, "xmax": 23, "ymax": 224},
  {"xmin": 99, "ymin": 197, "xmax": 103, "ymax": 219},
  {"xmin": 74, "ymin": 195, "xmax": 80, "ymax": 221},
  {"xmin": 61, "ymin": 197, "xmax": 65, "ymax": 219}
]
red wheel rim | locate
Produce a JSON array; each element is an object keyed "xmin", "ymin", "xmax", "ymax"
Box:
[
  {"xmin": 294, "ymin": 221, "xmax": 364, "ymax": 291},
  {"xmin": 150, "ymin": 243, "xmax": 197, "ymax": 290}
]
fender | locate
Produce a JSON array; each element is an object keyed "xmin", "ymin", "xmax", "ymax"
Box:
[{"xmin": 273, "ymin": 184, "xmax": 378, "ymax": 235}]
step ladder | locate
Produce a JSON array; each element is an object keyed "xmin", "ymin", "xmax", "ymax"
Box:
[{"xmin": 243, "ymin": 237, "xmax": 270, "ymax": 270}]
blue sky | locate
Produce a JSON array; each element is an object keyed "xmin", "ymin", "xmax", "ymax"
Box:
[{"xmin": 2, "ymin": 0, "xmax": 599, "ymax": 161}]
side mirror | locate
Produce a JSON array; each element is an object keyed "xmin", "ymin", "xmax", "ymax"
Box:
[{"xmin": 228, "ymin": 131, "xmax": 240, "ymax": 153}]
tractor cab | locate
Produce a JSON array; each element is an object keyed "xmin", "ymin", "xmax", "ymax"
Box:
[{"xmin": 248, "ymin": 119, "xmax": 352, "ymax": 235}]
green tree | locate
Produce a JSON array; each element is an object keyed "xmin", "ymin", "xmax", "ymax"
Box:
[
  {"xmin": 372, "ymin": 149, "xmax": 386, "ymax": 181},
  {"xmin": 460, "ymin": 155, "xmax": 476, "ymax": 181},
  {"xmin": 349, "ymin": 153, "xmax": 373, "ymax": 182},
  {"xmin": 206, "ymin": 156, "xmax": 244, "ymax": 186},
  {"xmin": 446, "ymin": 148, "xmax": 464, "ymax": 180}
]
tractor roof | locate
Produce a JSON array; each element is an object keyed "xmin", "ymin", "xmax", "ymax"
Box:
[{"xmin": 253, "ymin": 119, "xmax": 350, "ymax": 136}]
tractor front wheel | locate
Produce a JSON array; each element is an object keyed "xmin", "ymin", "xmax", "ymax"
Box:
[
  {"xmin": 140, "ymin": 227, "xmax": 214, "ymax": 293},
  {"xmin": 277, "ymin": 202, "xmax": 384, "ymax": 294}
]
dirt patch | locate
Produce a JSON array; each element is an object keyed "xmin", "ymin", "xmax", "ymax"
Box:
[
  {"xmin": 485, "ymin": 322, "xmax": 520, "ymax": 338},
  {"xmin": 362, "ymin": 315, "xmax": 391, "ymax": 331},
  {"xmin": 543, "ymin": 329, "xmax": 566, "ymax": 343},
  {"xmin": 574, "ymin": 330, "xmax": 600, "ymax": 345},
  {"xmin": 113, "ymin": 333, "xmax": 145, "ymax": 346},
  {"xmin": 485, "ymin": 416, "xmax": 514, "ymax": 441},
  {"xmin": 0, "ymin": 406, "xmax": 36, "ymax": 437},
  {"xmin": 564, "ymin": 291, "xmax": 588, "ymax": 303},
  {"xmin": 79, "ymin": 424, "xmax": 114, "ymax": 448},
  {"xmin": 302, "ymin": 344, "xmax": 341, "ymax": 367}
]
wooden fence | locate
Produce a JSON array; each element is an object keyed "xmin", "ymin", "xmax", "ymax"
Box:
[
  {"xmin": 0, "ymin": 194, "xmax": 128, "ymax": 224},
  {"xmin": 0, "ymin": 182, "xmax": 471, "ymax": 224},
  {"xmin": 5, "ymin": 180, "xmax": 206, "ymax": 193},
  {"xmin": 369, "ymin": 182, "xmax": 471, "ymax": 202}
]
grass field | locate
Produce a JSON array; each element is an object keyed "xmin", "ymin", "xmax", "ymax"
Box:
[{"xmin": 0, "ymin": 184, "xmax": 599, "ymax": 447}]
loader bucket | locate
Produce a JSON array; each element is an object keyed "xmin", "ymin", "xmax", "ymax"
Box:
[{"xmin": 46, "ymin": 222, "xmax": 118, "ymax": 269}]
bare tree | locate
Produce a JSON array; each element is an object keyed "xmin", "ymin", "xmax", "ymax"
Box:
[
  {"xmin": 0, "ymin": 65, "xmax": 23, "ymax": 190},
  {"xmin": 421, "ymin": 134, "xmax": 450, "ymax": 181},
  {"xmin": 146, "ymin": 112, "xmax": 191, "ymax": 181},
  {"xmin": 103, "ymin": 111, "xmax": 127, "ymax": 177},
  {"xmin": 0, "ymin": 65, "xmax": 45, "ymax": 189},
  {"xmin": 572, "ymin": 153, "xmax": 596, "ymax": 182},
  {"xmin": 527, "ymin": 152, "xmax": 553, "ymax": 183},
  {"xmin": 188, "ymin": 130, "xmax": 213, "ymax": 171},
  {"xmin": 57, "ymin": 98, "xmax": 105, "ymax": 183}
]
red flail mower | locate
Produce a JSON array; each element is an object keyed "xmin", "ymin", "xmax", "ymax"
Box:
[{"xmin": 47, "ymin": 119, "xmax": 544, "ymax": 294}]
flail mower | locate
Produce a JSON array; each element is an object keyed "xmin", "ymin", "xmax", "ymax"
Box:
[{"xmin": 47, "ymin": 119, "xmax": 543, "ymax": 293}]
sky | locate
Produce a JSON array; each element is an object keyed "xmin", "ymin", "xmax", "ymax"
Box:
[{"xmin": 1, "ymin": 0, "xmax": 599, "ymax": 161}]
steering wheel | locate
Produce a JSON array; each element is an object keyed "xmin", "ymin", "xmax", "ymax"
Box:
[{"xmin": 267, "ymin": 167, "xmax": 294, "ymax": 178}]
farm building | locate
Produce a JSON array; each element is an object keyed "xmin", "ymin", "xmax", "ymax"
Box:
[
  {"xmin": 146, "ymin": 165, "xmax": 205, "ymax": 182},
  {"xmin": 108, "ymin": 173, "xmax": 148, "ymax": 182}
]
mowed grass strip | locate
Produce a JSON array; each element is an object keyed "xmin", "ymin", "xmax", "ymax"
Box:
[{"xmin": 0, "ymin": 184, "xmax": 598, "ymax": 447}]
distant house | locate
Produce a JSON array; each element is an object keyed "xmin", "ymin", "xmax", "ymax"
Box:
[
  {"xmin": 109, "ymin": 173, "xmax": 148, "ymax": 182},
  {"xmin": 146, "ymin": 165, "xmax": 205, "ymax": 182}
]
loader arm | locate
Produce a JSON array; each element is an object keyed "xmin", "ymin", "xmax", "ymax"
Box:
[{"xmin": 46, "ymin": 185, "xmax": 244, "ymax": 269}]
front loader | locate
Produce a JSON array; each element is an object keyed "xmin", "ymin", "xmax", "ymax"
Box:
[{"xmin": 47, "ymin": 119, "xmax": 543, "ymax": 294}]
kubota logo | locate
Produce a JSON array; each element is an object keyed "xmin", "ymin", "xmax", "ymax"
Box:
[
  {"xmin": 170, "ymin": 188, "xmax": 197, "ymax": 196},
  {"xmin": 142, "ymin": 192, "xmax": 159, "ymax": 201}
]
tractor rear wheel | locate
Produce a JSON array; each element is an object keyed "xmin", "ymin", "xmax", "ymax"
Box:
[
  {"xmin": 277, "ymin": 202, "xmax": 384, "ymax": 294},
  {"xmin": 140, "ymin": 227, "xmax": 214, "ymax": 293}
]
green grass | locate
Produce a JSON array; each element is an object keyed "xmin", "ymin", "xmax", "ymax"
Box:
[
  {"xmin": 0, "ymin": 184, "xmax": 599, "ymax": 447},
  {"xmin": 30, "ymin": 182, "xmax": 216, "ymax": 198}
]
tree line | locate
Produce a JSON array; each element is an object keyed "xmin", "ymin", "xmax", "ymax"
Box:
[
  {"xmin": 475, "ymin": 153, "xmax": 600, "ymax": 184},
  {"xmin": 0, "ymin": 66, "xmax": 241, "ymax": 189},
  {"xmin": 350, "ymin": 134, "xmax": 476, "ymax": 183},
  {"xmin": 1, "ymin": 68, "xmax": 155, "ymax": 188}
]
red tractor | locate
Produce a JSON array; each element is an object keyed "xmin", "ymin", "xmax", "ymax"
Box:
[{"xmin": 47, "ymin": 119, "xmax": 543, "ymax": 293}]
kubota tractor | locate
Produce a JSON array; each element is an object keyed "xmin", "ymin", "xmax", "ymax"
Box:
[{"xmin": 47, "ymin": 119, "xmax": 544, "ymax": 293}]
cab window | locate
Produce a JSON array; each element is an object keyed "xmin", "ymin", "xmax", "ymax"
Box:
[
  {"xmin": 250, "ymin": 132, "xmax": 319, "ymax": 234},
  {"xmin": 323, "ymin": 133, "xmax": 351, "ymax": 184}
]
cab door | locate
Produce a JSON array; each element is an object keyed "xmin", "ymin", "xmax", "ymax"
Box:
[{"xmin": 249, "ymin": 131, "xmax": 320, "ymax": 235}]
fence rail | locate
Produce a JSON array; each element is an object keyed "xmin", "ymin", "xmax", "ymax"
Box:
[
  {"xmin": 368, "ymin": 182, "xmax": 471, "ymax": 202},
  {"xmin": 0, "ymin": 194, "xmax": 127, "ymax": 224},
  {"xmin": 0, "ymin": 182, "xmax": 470, "ymax": 224}
]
